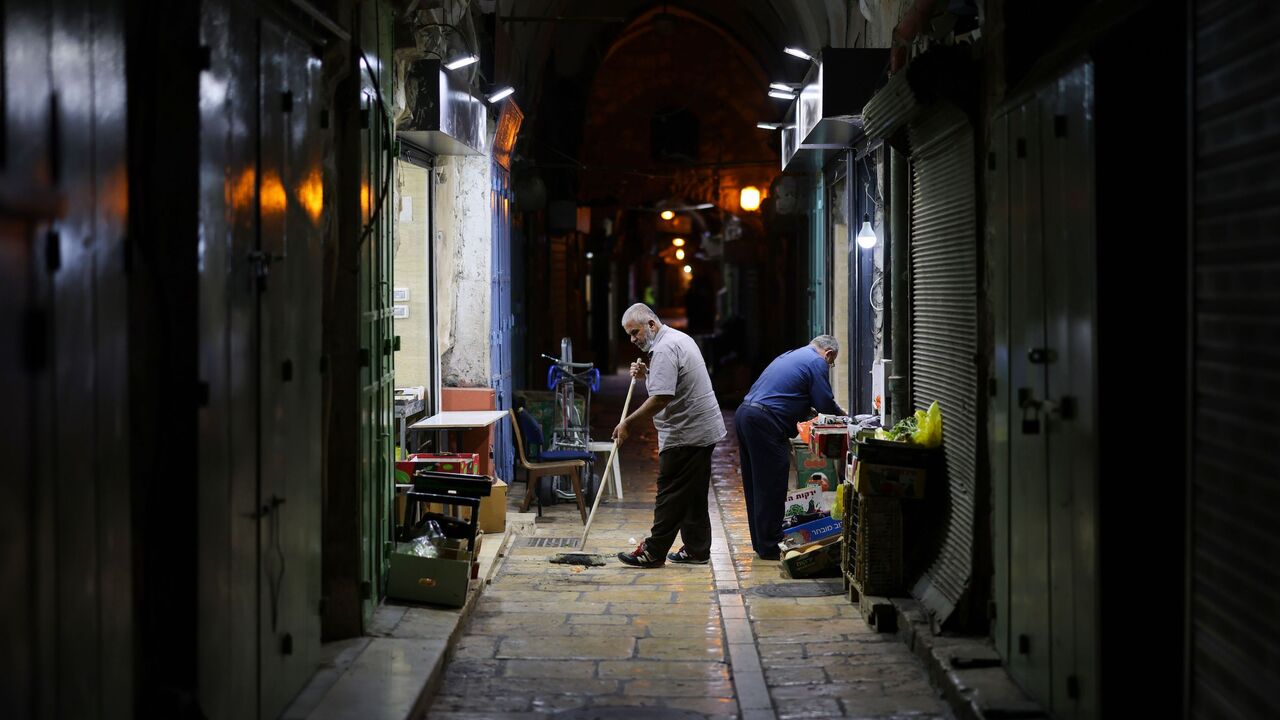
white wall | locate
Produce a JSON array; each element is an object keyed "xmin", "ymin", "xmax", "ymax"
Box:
[{"xmin": 392, "ymin": 161, "xmax": 432, "ymax": 389}]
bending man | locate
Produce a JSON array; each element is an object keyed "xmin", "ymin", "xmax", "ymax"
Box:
[
  {"xmin": 735, "ymin": 335, "xmax": 846, "ymax": 560},
  {"xmin": 612, "ymin": 304, "xmax": 726, "ymax": 568}
]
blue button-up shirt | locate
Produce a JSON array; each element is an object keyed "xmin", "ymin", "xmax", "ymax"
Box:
[{"xmin": 742, "ymin": 347, "xmax": 844, "ymax": 430}]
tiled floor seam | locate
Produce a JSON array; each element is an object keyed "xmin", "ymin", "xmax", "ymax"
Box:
[{"xmin": 708, "ymin": 482, "xmax": 778, "ymax": 720}]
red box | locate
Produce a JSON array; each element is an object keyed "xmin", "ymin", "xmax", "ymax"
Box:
[{"xmin": 395, "ymin": 453, "xmax": 479, "ymax": 483}]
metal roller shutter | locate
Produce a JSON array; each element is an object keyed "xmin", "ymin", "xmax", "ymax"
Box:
[
  {"xmin": 1190, "ymin": 2, "xmax": 1280, "ymax": 716},
  {"xmin": 908, "ymin": 104, "xmax": 979, "ymax": 625}
]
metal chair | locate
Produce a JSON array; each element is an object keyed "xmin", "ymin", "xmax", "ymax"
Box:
[{"xmin": 509, "ymin": 409, "xmax": 588, "ymax": 523}]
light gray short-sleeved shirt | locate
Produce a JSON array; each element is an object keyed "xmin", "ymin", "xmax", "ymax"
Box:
[{"xmin": 644, "ymin": 325, "xmax": 726, "ymax": 452}]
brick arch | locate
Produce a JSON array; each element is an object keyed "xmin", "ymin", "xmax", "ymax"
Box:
[{"xmin": 578, "ymin": 4, "xmax": 780, "ymax": 206}]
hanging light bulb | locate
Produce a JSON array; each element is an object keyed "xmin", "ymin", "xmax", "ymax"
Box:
[
  {"xmin": 675, "ymin": 248, "xmax": 685, "ymax": 260},
  {"xmin": 672, "ymin": 237, "xmax": 685, "ymax": 247},
  {"xmin": 857, "ymin": 214, "xmax": 877, "ymax": 249},
  {"xmin": 682, "ymin": 265, "xmax": 692, "ymax": 274},
  {"xmin": 660, "ymin": 210, "xmax": 675, "ymax": 220}
]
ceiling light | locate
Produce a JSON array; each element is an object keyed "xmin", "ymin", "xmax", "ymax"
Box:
[
  {"xmin": 682, "ymin": 265, "xmax": 692, "ymax": 274},
  {"xmin": 784, "ymin": 46, "xmax": 815, "ymax": 62},
  {"xmin": 672, "ymin": 237, "xmax": 685, "ymax": 247},
  {"xmin": 768, "ymin": 89, "xmax": 796, "ymax": 100},
  {"xmin": 444, "ymin": 54, "xmax": 479, "ymax": 70},
  {"xmin": 769, "ymin": 82, "xmax": 799, "ymax": 92},
  {"xmin": 694, "ymin": 203, "xmax": 714, "ymax": 210},
  {"xmin": 486, "ymin": 86, "xmax": 514, "ymax": 103},
  {"xmin": 660, "ymin": 210, "xmax": 675, "ymax": 220},
  {"xmin": 757, "ymin": 122, "xmax": 780, "ymax": 130},
  {"xmin": 857, "ymin": 214, "xmax": 877, "ymax": 249},
  {"xmin": 675, "ymin": 248, "xmax": 685, "ymax": 260},
  {"xmin": 739, "ymin": 186, "xmax": 761, "ymax": 212}
]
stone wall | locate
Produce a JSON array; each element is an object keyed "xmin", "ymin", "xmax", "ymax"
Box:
[{"xmin": 435, "ymin": 154, "xmax": 493, "ymax": 387}]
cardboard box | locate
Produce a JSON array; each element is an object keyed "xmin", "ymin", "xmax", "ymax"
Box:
[
  {"xmin": 793, "ymin": 445, "xmax": 840, "ymax": 491},
  {"xmin": 394, "ymin": 453, "xmax": 480, "ymax": 483},
  {"xmin": 783, "ymin": 487, "xmax": 829, "ymax": 519},
  {"xmin": 779, "ymin": 515, "xmax": 843, "ymax": 551},
  {"xmin": 855, "ymin": 462, "xmax": 926, "ymax": 499},
  {"xmin": 782, "ymin": 536, "xmax": 843, "ymax": 579},
  {"xmin": 386, "ymin": 538, "xmax": 475, "ymax": 607},
  {"xmin": 478, "ymin": 479, "xmax": 507, "ymax": 533}
]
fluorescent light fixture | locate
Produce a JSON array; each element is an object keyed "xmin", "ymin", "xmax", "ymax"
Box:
[
  {"xmin": 444, "ymin": 54, "xmax": 479, "ymax": 70},
  {"xmin": 757, "ymin": 122, "xmax": 795, "ymax": 130},
  {"xmin": 769, "ymin": 82, "xmax": 800, "ymax": 92},
  {"xmin": 486, "ymin": 86, "xmax": 515, "ymax": 103},
  {"xmin": 768, "ymin": 89, "xmax": 796, "ymax": 100},
  {"xmin": 857, "ymin": 215, "xmax": 878, "ymax": 249},
  {"xmin": 660, "ymin": 210, "xmax": 675, "ymax": 220},
  {"xmin": 784, "ymin": 46, "xmax": 815, "ymax": 62},
  {"xmin": 694, "ymin": 203, "xmax": 715, "ymax": 210}
]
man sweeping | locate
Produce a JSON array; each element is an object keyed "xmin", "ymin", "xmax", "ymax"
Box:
[
  {"xmin": 736, "ymin": 336, "xmax": 846, "ymax": 560},
  {"xmin": 612, "ymin": 303, "xmax": 726, "ymax": 568}
]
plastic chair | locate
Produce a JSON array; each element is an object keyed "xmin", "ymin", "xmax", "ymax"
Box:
[{"xmin": 509, "ymin": 409, "xmax": 589, "ymax": 522}]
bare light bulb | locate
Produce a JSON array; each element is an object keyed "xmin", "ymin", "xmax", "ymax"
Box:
[{"xmin": 856, "ymin": 214, "xmax": 877, "ymax": 249}]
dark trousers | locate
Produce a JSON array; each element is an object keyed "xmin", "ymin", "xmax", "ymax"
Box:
[
  {"xmin": 735, "ymin": 404, "xmax": 792, "ymax": 558},
  {"xmin": 645, "ymin": 443, "xmax": 716, "ymax": 558}
]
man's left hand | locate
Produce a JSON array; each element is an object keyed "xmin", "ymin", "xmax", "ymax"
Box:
[{"xmin": 612, "ymin": 420, "xmax": 630, "ymax": 444}]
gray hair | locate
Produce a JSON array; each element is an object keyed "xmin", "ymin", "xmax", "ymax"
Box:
[
  {"xmin": 621, "ymin": 303, "xmax": 660, "ymax": 327},
  {"xmin": 810, "ymin": 335, "xmax": 840, "ymax": 353}
]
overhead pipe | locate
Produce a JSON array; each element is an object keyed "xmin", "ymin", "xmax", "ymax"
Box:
[{"xmin": 888, "ymin": 146, "xmax": 911, "ymax": 423}]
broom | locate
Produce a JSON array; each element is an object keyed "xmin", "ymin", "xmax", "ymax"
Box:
[{"xmin": 550, "ymin": 377, "xmax": 636, "ymax": 566}]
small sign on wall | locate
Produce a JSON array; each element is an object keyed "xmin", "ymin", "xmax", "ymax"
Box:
[
  {"xmin": 393, "ymin": 287, "xmax": 410, "ymax": 301},
  {"xmin": 392, "ymin": 305, "xmax": 410, "ymax": 319}
]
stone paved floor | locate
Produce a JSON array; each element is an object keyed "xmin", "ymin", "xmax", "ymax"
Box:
[{"xmin": 426, "ymin": 372, "xmax": 952, "ymax": 720}]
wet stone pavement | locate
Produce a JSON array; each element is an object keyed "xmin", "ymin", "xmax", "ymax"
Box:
[{"xmin": 426, "ymin": 373, "xmax": 952, "ymax": 720}]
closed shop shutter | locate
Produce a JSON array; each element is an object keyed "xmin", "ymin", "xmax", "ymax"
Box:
[
  {"xmin": 1190, "ymin": 2, "xmax": 1280, "ymax": 716},
  {"xmin": 907, "ymin": 104, "xmax": 979, "ymax": 625}
]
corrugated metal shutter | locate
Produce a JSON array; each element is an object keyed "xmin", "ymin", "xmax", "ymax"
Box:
[
  {"xmin": 1190, "ymin": 2, "xmax": 1280, "ymax": 717},
  {"xmin": 907, "ymin": 104, "xmax": 978, "ymax": 625}
]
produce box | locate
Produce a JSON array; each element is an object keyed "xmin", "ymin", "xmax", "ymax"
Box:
[
  {"xmin": 386, "ymin": 536, "xmax": 479, "ymax": 607},
  {"xmin": 779, "ymin": 515, "xmax": 843, "ymax": 551},
  {"xmin": 783, "ymin": 487, "xmax": 829, "ymax": 520},
  {"xmin": 853, "ymin": 494, "xmax": 903, "ymax": 596},
  {"xmin": 394, "ymin": 452, "xmax": 479, "ymax": 483},
  {"xmin": 852, "ymin": 439, "xmax": 935, "ymax": 499},
  {"xmin": 782, "ymin": 536, "xmax": 843, "ymax": 579},
  {"xmin": 793, "ymin": 445, "xmax": 840, "ymax": 491}
]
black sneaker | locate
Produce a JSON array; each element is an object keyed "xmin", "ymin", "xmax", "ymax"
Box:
[
  {"xmin": 617, "ymin": 543, "xmax": 664, "ymax": 568},
  {"xmin": 667, "ymin": 546, "xmax": 710, "ymax": 565}
]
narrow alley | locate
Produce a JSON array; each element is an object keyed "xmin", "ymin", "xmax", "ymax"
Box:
[
  {"xmin": 425, "ymin": 374, "xmax": 950, "ymax": 719},
  {"xmin": 3, "ymin": 1, "xmax": 1277, "ymax": 719}
]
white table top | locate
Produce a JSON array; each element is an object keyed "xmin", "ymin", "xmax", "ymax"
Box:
[
  {"xmin": 586, "ymin": 441, "xmax": 616, "ymax": 452},
  {"xmin": 408, "ymin": 410, "xmax": 509, "ymax": 430}
]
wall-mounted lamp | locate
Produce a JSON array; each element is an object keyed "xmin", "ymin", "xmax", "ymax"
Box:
[
  {"xmin": 769, "ymin": 82, "xmax": 801, "ymax": 92},
  {"xmin": 856, "ymin": 214, "xmax": 877, "ymax": 249},
  {"xmin": 739, "ymin": 186, "xmax": 761, "ymax": 212},
  {"xmin": 486, "ymin": 86, "xmax": 514, "ymax": 103},
  {"xmin": 756, "ymin": 122, "xmax": 795, "ymax": 131},
  {"xmin": 768, "ymin": 89, "xmax": 797, "ymax": 100},
  {"xmin": 444, "ymin": 54, "xmax": 479, "ymax": 70}
]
